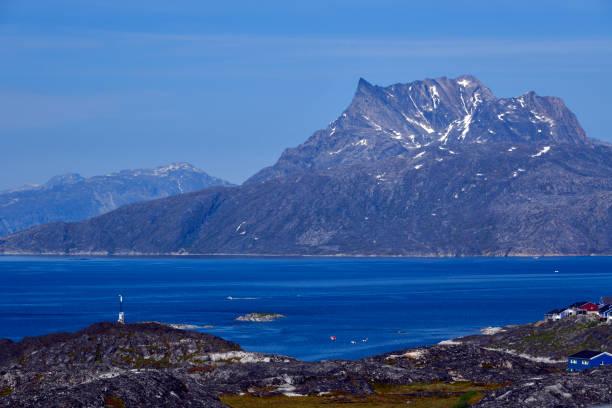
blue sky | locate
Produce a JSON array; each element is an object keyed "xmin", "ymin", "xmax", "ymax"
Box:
[{"xmin": 1, "ymin": 0, "xmax": 611, "ymax": 188}]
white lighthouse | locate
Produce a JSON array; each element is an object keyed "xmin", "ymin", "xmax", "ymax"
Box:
[{"xmin": 117, "ymin": 294, "xmax": 125, "ymax": 324}]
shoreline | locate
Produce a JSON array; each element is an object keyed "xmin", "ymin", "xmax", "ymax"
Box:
[
  {"xmin": 0, "ymin": 319, "xmax": 547, "ymax": 363},
  {"xmin": 1, "ymin": 252, "xmax": 611, "ymax": 259},
  {"xmin": 1, "ymin": 317, "xmax": 610, "ymax": 407},
  {"xmin": 1, "ymin": 316, "xmax": 601, "ymax": 364}
]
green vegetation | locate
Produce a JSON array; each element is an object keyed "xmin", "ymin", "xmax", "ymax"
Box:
[
  {"xmin": 488, "ymin": 317, "xmax": 610, "ymax": 359},
  {"xmin": 0, "ymin": 387, "xmax": 13, "ymax": 397},
  {"xmin": 95, "ymin": 344, "xmax": 103, "ymax": 364},
  {"xmin": 221, "ymin": 382, "xmax": 500, "ymax": 408},
  {"xmin": 453, "ymin": 391, "xmax": 479, "ymax": 408},
  {"xmin": 373, "ymin": 381, "xmax": 499, "ymax": 394},
  {"xmin": 133, "ymin": 354, "xmax": 171, "ymax": 369}
]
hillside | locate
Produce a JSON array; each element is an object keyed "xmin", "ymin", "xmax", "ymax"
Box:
[
  {"xmin": 0, "ymin": 320, "xmax": 610, "ymax": 407},
  {"xmin": 460, "ymin": 315, "xmax": 612, "ymax": 359},
  {"xmin": 0, "ymin": 163, "xmax": 232, "ymax": 237},
  {"xmin": 1, "ymin": 75, "xmax": 611, "ymax": 255}
]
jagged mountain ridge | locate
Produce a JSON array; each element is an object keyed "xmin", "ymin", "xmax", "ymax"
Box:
[
  {"xmin": 0, "ymin": 163, "xmax": 232, "ymax": 236},
  {"xmin": 250, "ymin": 75, "xmax": 587, "ymax": 183},
  {"xmin": 1, "ymin": 75, "xmax": 610, "ymax": 255}
]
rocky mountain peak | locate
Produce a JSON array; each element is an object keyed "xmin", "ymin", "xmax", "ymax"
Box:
[
  {"xmin": 330, "ymin": 74, "xmax": 502, "ymax": 151},
  {"xmin": 152, "ymin": 162, "xmax": 202, "ymax": 175},
  {"xmin": 355, "ymin": 77, "xmax": 375, "ymax": 92},
  {"xmin": 111, "ymin": 162, "xmax": 211, "ymax": 178},
  {"xmin": 249, "ymin": 75, "xmax": 590, "ymax": 183},
  {"xmin": 44, "ymin": 173, "xmax": 85, "ymax": 188}
]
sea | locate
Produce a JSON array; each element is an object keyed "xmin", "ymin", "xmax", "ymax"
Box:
[{"xmin": 0, "ymin": 256, "xmax": 610, "ymax": 361}]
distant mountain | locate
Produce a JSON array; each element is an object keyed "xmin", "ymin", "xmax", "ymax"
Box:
[
  {"xmin": 250, "ymin": 75, "xmax": 587, "ymax": 183},
  {"xmin": 0, "ymin": 163, "xmax": 232, "ymax": 237},
  {"xmin": 1, "ymin": 75, "xmax": 611, "ymax": 255}
]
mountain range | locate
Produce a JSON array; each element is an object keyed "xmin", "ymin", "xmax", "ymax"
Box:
[
  {"xmin": 1, "ymin": 75, "xmax": 611, "ymax": 255},
  {"xmin": 0, "ymin": 163, "xmax": 232, "ymax": 237}
]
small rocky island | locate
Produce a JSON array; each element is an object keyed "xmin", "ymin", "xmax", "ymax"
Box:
[
  {"xmin": 0, "ymin": 316, "xmax": 610, "ymax": 407},
  {"xmin": 235, "ymin": 313, "xmax": 285, "ymax": 322}
]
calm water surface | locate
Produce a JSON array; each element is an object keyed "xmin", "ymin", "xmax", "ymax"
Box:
[{"xmin": 0, "ymin": 256, "xmax": 611, "ymax": 360}]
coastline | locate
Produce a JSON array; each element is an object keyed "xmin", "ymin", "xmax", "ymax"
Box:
[
  {"xmin": 0, "ymin": 251, "xmax": 610, "ymax": 258},
  {"xmin": 1, "ymin": 317, "xmax": 610, "ymax": 407}
]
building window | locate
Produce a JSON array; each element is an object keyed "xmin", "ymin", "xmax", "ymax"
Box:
[
  {"xmin": 582, "ymin": 361, "xmax": 589, "ymax": 365},
  {"xmin": 570, "ymin": 359, "xmax": 577, "ymax": 364}
]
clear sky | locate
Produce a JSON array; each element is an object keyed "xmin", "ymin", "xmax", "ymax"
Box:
[{"xmin": 1, "ymin": 0, "xmax": 611, "ymax": 189}]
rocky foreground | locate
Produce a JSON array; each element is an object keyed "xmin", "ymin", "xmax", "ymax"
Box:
[{"xmin": 0, "ymin": 318, "xmax": 610, "ymax": 407}]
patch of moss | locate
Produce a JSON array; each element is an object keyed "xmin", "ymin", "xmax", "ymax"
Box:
[
  {"xmin": 187, "ymin": 365, "xmax": 215, "ymax": 374},
  {"xmin": 222, "ymin": 393, "xmax": 478, "ymax": 408},
  {"xmin": 374, "ymin": 381, "xmax": 499, "ymax": 395},
  {"xmin": 0, "ymin": 387, "xmax": 13, "ymax": 397},
  {"xmin": 180, "ymin": 351, "xmax": 199, "ymax": 362},
  {"xmin": 104, "ymin": 395, "xmax": 126, "ymax": 408},
  {"xmin": 133, "ymin": 353, "xmax": 171, "ymax": 369},
  {"xmin": 222, "ymin": 382, "xmax": 500, "ymax": 408},
  {"xmin": 452, "ymin": 391, "xmax": 480, "ymax": 408},
  {"xmin": 95, "ymin": 344, "xmax": 103, "ymax": 364},
  {"xmin": 147, "ymin": 344, "xmax": 162, "ymax": 354}
]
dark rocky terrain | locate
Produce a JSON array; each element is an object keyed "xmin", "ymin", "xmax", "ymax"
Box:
[
  {"xmin": 0, "ymin": 319, "xmax": 610, "ymax": 407},
  {"xmin": 0, "ymin": 163, "xmax": 232, "ymax": 237},
  {"xmin": 476, "ymin": 368, "xmax": 612, "ymax": 408},
  {"xmin": 1, "ymin": 75, "xmax": 611, "ymax": 255},
  {"xmin": 460, "ymin": 314, "xmax": 612, "ymax": 359}
]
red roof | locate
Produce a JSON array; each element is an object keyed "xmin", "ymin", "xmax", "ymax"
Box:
[{"xmin": 578, "ymin": 302, "xmax": 599, "ymax": 311}]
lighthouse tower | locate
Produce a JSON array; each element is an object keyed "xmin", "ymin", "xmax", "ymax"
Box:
[{"xmin": 117, "ymin": 294, "xmax": 125, "ymax": 324}]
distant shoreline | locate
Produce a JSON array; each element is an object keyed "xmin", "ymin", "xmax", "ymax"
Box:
[
  {"xmin": 0, "ymin": 252, "xmax": 610, "ymax": 259},
  {"xmin": 0, "ymin": 252, "xmax": 612, "ymax": 259}
]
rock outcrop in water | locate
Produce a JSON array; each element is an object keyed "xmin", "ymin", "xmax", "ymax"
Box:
[
  {"xmin": 0, "ymin": 318, "xmax": 610, "ymax": 407},
  {"xmin": 235, "ymin": 313, "xmax": 285, "ymax": 322},
  {"xmin": 1, "ymin": 75, "xmax": 611, "ymax": 256}
]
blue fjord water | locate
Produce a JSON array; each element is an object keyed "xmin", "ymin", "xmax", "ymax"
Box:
[{"xmin": 0, "ymin": 256, "xmax": 611, "ymax": 361}]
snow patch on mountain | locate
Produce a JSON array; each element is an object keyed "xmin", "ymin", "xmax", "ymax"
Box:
[
  {"xmin": 402, "ymin": 112, "xmax": 434, "ymax": 134},
  {"xmin": 531, "ymin": 146, "xmax": 551, "ymax": 157}
]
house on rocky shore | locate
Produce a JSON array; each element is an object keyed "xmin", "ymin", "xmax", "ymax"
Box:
[
  {"xmin": 577, "ymin": 302, "xmax": 600, "ymax": 315},
  {"xmin": 545, "ymin": 298, "xmax": 612, "ymax": 322},
  {"xmin": 567, "ymin": 350, "xmax": 612, "ymax": 372}
]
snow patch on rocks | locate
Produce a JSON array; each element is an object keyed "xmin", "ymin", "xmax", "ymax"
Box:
[
  {"xmin": 207, "ymin": 351, "xmax": 274, "ymax": 364},
  {"xmin": 386, "ymin": 349, "xmax": 427, "ymax": 360}
]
